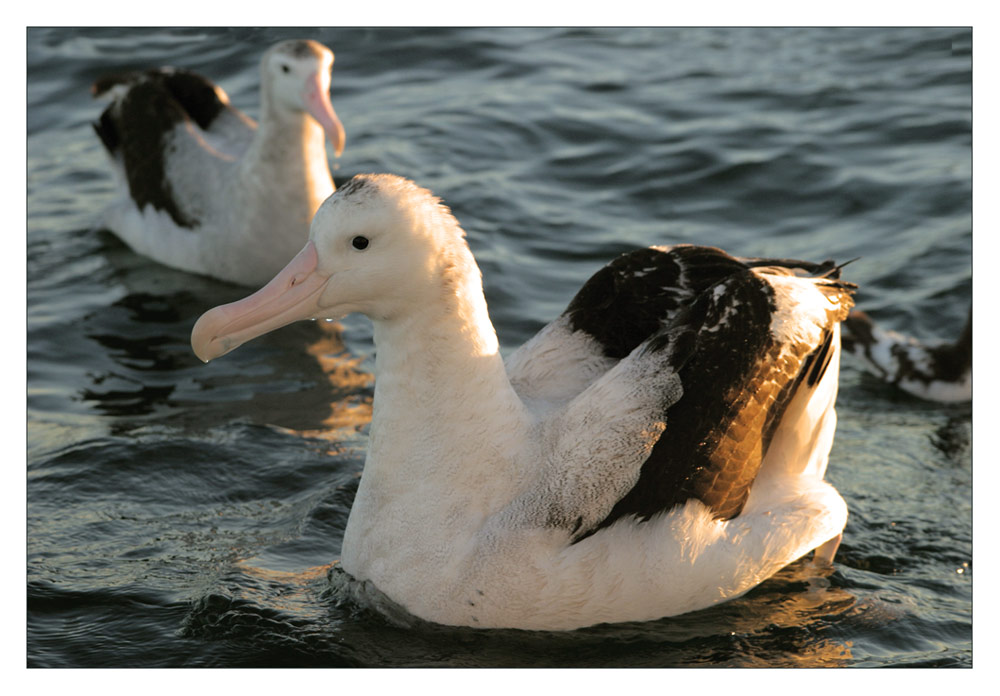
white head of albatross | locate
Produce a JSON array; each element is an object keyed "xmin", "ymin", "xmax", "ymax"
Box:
[
  {"xmin": 192, "ymin": 173, "xmax": 855, "ymax": 631},
  {"xmin": 256, "ymin": 39, "xmax": 345, "ymax": 157}
]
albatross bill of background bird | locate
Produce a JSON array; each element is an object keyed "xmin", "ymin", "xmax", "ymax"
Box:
[
  {"xmin": 190, "ymin": 173, "xmax": 856, "ymax": 631},
  {"xmin": 92, "ymin": 39, "xmax": 346, "ymax": 287},
  {"xmin": 842, "ymin": 308, "xmax": 971, "ymax": 403}
]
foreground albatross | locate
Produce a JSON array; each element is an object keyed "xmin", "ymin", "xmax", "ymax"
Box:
[
  {"xmin": 92, "ymin": 39, "xmax": 346, "ymax": 286},
  {"xmin": 191, "ymin": 174, "xmax": 855, "ymax": 630}
]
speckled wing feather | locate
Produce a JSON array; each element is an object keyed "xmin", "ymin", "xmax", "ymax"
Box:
[
  {"xmin": 583, "ymin": 271, "xmax": 851, "ymax": 540},
  {"xmin": 563, "ymin": 245, "xmax": 748, "ymax": 359},
  {"xmin": 507, "ymin": 245, "xmax": 854, "ymax": 542},
  {"xmin": 506, "ymin": 245, "xmax": 750, "ymax": 408}
]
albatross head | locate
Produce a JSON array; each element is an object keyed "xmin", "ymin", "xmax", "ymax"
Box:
[
  {"xmin": 262, "ymin": 39, "xmax": 346, "ymax": 156},
  {"xmin": 191, "ymin": 173, "xmax": 475, "ymax": 362}
]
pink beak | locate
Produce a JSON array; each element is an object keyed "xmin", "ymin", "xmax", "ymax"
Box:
[
  {"xmin": 305, "ymin": 72, "xmax": 346, "ymax": 157},
  {"xmin": 191, "ymin": 241, "xmax": 331, "ymax": 362}
]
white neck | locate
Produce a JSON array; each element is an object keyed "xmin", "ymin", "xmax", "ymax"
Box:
[
  {"xmin": 242, "ymin": 107, "xmax": 334, "ymax": 213},
  {"xmin": 223, "ymin": 106, "xmax": 334, "ymax": 279},
  {"xmin": 369, "ymin": 267, "xmax": 529, "ymax": 490},
  {"xmin": 341, "ymin": 255, "xmax": 532, "ymax": 578}
]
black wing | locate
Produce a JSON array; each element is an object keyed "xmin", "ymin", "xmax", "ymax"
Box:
[
  {"xmin": 506, "ymin": 245, "xmax": 854, "ymax": 541},
  {"xmin": 92, "ymin": 68, "xmax": 239, "ymax": 228}
]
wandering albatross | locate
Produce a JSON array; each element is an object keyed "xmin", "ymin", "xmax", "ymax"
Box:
[
  {"xmin": 92, "ymin": 39, "xmax": 346, "ymax": 286},
  {"xmin": 842, "ymin": 307, "xmax": 971, "ymax": 402},
  {"xmin": 190, "ymin": 173, "xmax": 856, "ymax": 631}
]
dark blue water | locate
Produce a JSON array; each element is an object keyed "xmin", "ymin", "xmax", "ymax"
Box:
[{"xmin": 27, "ymin": 27, "xmax": 971, "ymax": 667}]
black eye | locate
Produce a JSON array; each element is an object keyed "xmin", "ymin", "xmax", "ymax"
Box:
[
  {"xmin": 281, "ymin": 64, "xmax": 290, "ymax": 73},
  {"xmin": 352, "ymin": 236, "xmax": 370, "ymax": 250}
]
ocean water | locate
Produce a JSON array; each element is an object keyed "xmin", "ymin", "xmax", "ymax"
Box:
[{"xmin": 26, "ymin": 27, "xmax": 971, "ymax": 668}]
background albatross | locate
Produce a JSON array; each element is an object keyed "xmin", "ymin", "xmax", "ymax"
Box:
[{"xmin": 92, "ymin": 39, "xmax": 346, "ymax": 286}]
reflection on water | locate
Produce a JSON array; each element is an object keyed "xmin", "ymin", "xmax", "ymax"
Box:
[
  {"xmin": 298, "ymin": 328, "xmax": 373, "ymax": 439},
  {"xmin": 931, "ymin": 411, "xmax": 972, "ymax": 462}
]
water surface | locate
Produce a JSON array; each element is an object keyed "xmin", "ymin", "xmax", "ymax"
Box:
[{"xmin": 27, "ymin": 26, "xmax": 971, "ymax": 667}]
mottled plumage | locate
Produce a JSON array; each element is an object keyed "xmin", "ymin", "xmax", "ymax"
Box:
[{"xmin": 842, "ymin": 308, "xmax": 971, "ymax": 402}]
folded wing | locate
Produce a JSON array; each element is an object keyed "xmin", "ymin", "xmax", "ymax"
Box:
[{"xmin": 504, "ymin": 245, "xmax": 854, "ymax": 541}]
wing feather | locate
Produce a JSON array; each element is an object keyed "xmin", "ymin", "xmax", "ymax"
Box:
[{"xmin": 502, "ymin": 245, "xmax": 855, "ymax": 542}]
